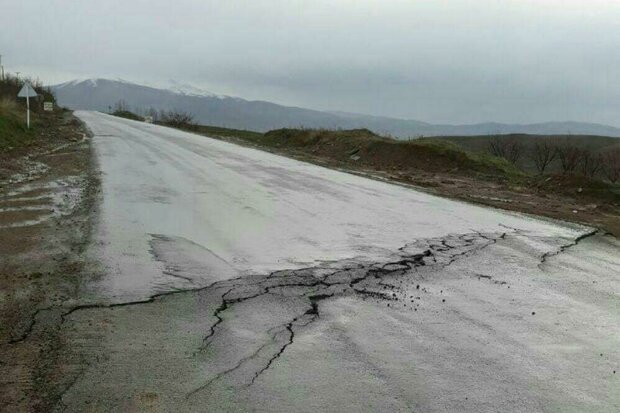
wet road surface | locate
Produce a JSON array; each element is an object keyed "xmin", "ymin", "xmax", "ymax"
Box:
[
  {"xmin": 62, "ymin": 111, "xmax": 619, "ymax": 412},
  {"xmin": 78, "ymin": 111, "xmax": 581, "ymax": 300}
]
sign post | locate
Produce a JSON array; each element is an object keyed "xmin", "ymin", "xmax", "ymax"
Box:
[{"xmin": 17, "ymin": 83, "xmax": 38, "ymax": 129}]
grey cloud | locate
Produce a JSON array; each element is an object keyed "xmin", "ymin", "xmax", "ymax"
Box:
[{"xmin": 2, "ymin": 0, "xmax": 619, "ymax": 126}]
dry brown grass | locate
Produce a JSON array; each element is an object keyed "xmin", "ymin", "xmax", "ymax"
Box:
[{"xmin": 0, "ymin": 97, "xmax": 19, "ymax": 115}]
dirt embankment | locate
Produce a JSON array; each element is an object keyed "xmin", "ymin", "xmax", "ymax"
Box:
[
  {"xmin": 190, "ymin": 127, "xmax": 620, "ymax": 235},
  {"xmin": 0, "ymin": 110, "xmax": 99, "ymax": 412}
]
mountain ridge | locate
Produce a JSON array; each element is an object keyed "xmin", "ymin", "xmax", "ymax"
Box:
[{"xmin": 50, "ymin": 78, "xmax": 620, "ymax": 138}]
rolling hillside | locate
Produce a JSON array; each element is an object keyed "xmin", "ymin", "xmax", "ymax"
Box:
[{"xmin": 51, "ymin": 79, "xmax": 620, "ymax": 138}]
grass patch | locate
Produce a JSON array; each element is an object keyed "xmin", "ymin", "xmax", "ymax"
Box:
[
  {"xmin": 0, "ymin": 74, "xmax": 57, "ymax": 153},
  {"xmin": 0, "ymin": 99, "xmax": 36, "ymax": 152},
  {"xmin": 111, "ymin": 110, "xmax": 144, "ymax": 121}
]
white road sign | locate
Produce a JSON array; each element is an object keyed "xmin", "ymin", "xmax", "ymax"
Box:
[
  {"xmin": 17, "ymin": 82, "xmax": 38, "ymax": 129},
  {"xmin": 17, "ymin": 83, "xmax": 37, "ymax": 98},
  {"xmin": 43, "ymin": 102, "xmax": 54, "ymax": 111}
]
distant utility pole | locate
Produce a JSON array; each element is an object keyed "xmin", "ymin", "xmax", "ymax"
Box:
[
  {"xmin": 0, "ymin": 55, "xmax": 3, "ymax": 80},
  {"xmin": 15, "ymin": 71, "xmax": 20, "ymax": 80}
]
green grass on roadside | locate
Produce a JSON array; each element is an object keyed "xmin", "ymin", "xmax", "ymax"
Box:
[
  {"xmin": 0, "ymin": 75, "xmax": 56, "ymax": 153},
  {"xmin": 0, "ymin": 100, "xmax": 36, "ymax": 152}
]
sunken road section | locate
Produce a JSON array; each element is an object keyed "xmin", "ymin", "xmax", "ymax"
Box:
[{"xmin": 184, "ymin": 231, "xmax": 502, "ymax": 395}]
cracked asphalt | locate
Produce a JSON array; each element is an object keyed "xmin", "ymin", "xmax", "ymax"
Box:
[{"xmin": 54, "ymin": 112, "xmax": 619, "ymax": 412}]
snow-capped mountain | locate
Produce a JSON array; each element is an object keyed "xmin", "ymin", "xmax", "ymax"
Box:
[
  {"xmin": 50, "ymin": 78, "xmax": 620, "ymax": 137},
  {"xmin": 163, "ymin": 79, "xmax": 226, "ymax": 99}
]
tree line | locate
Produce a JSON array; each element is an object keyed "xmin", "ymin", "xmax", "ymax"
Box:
[
  {"xmin": 488, "ymin": 136, "xmax": 620, "ymax": 183},
  {"xmin": 110, "ymin": 100, "xmax": 195, "ymax": 129}
]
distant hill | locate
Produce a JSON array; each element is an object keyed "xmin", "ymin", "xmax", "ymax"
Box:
[{"xmin": 50, "ymin": 79, "xmax": 620, "ymax": 138}]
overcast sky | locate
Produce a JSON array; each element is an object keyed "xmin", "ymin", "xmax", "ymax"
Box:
[{"xmin": 2, "ymin": 0, "xmax": 619, "ymax": 126}]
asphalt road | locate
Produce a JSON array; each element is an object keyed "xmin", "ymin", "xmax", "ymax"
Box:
[{"xmin": 64, "ymin": 111, "xmax": 619, "ymax": 412}]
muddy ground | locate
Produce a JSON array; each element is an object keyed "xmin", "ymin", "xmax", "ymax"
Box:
[{"xmin": 0, "ymin": 111, "xmax": 99, "ymax": 412}]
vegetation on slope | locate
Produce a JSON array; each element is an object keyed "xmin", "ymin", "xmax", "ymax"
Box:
[
  {"xmin": 437, "ymin": 134, "xmax": 620, "ymax": 181},
  {"xmin": 109, "ymin": 100, "xmax": 144, "ymax": 121},
  {"xmin": 0, "ymin": 99, "xmax": 36, "ymax": 151},
  {"xmin": 262, "ymin": 128, "xmax": 522, "ymax": 179},
  {"xmin": 111, "ymin": 110, "xmax": 144, "ymax": 121},
  {"xmin": 0, "ymin": 75, "xmax": 56, "ymax": 152}
]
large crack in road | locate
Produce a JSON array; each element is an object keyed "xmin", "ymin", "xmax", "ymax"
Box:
[
  {"xmin": 6, "ymin": 206, "xmax": 609, "ymax": 412},
  {"xmin": 25, "ymin": 228, "xmax": 602, "ymax": 404},
  {"xmin": 43, "ymin": 226, "xmax": 619, "ymax": 413},
  {"xmin": 9, "ymin": 230, "xmax": 506, "ymax": 411},
  {"xmin": 173, "ymin": 231, "xmax": 505, "ymax": 397}
]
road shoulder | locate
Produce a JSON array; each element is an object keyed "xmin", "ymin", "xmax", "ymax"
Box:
[{"xmin": 0, "ymin": 111, "xmax": 99, "ymax": 412}]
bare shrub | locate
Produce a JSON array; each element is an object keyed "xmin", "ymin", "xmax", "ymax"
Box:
[
  {"xmin": 488, "ymin": 136, "xmax": 523, "ymax": 164},
  {"xmin": 556, "ymin": 142, "xmax": 583, "ymax": 174},
  {"xmin": 601, "ymin": 148, "xmax": 620, "ymax": 183},
  {"xmin": 579, "ymin": 150, "xmax": 603, "ymax": 178},
  {"xmin": 529, "ymin": 141, "xmax": 557, "ymax": 174},
  {"xmin": 160, "ymin": 109, "xmax": 195, "ymax": 129},
  {"xmin": 0, "ymin": 97, "xmax": 18, "ymax": 113}
]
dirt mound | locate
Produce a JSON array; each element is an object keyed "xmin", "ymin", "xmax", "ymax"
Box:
[{"xmin": 263, "ymin": 128, "xmax": 517, "ymax": 178}]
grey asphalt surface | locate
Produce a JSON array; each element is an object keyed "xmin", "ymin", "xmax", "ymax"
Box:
[{"xmin": 58, "ymin": 112, "xmax": 619, "ymax": 412}]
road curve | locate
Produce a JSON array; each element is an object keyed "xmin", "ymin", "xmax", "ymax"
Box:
[{"xmin": 61, "ymin": 111, "xmax": 619, "ymax": 413}]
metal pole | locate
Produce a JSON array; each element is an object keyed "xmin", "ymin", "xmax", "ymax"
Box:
[{"xmin": 26, "ymin": 93, "xmax": 30, "ymax": 129}]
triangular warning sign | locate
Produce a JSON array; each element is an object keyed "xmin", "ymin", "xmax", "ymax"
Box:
[{"xmin": 18, "ymin": 83, "xmax": 37, "ymax": 98}]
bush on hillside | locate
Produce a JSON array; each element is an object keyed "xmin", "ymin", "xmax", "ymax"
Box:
[
  {"xmin": 160, "ymin": 110, "xmax": 195, "ymax": 129},
  {"xmin": 0, "ymin": 74, "xmax": 56, "ymax": 112}
]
